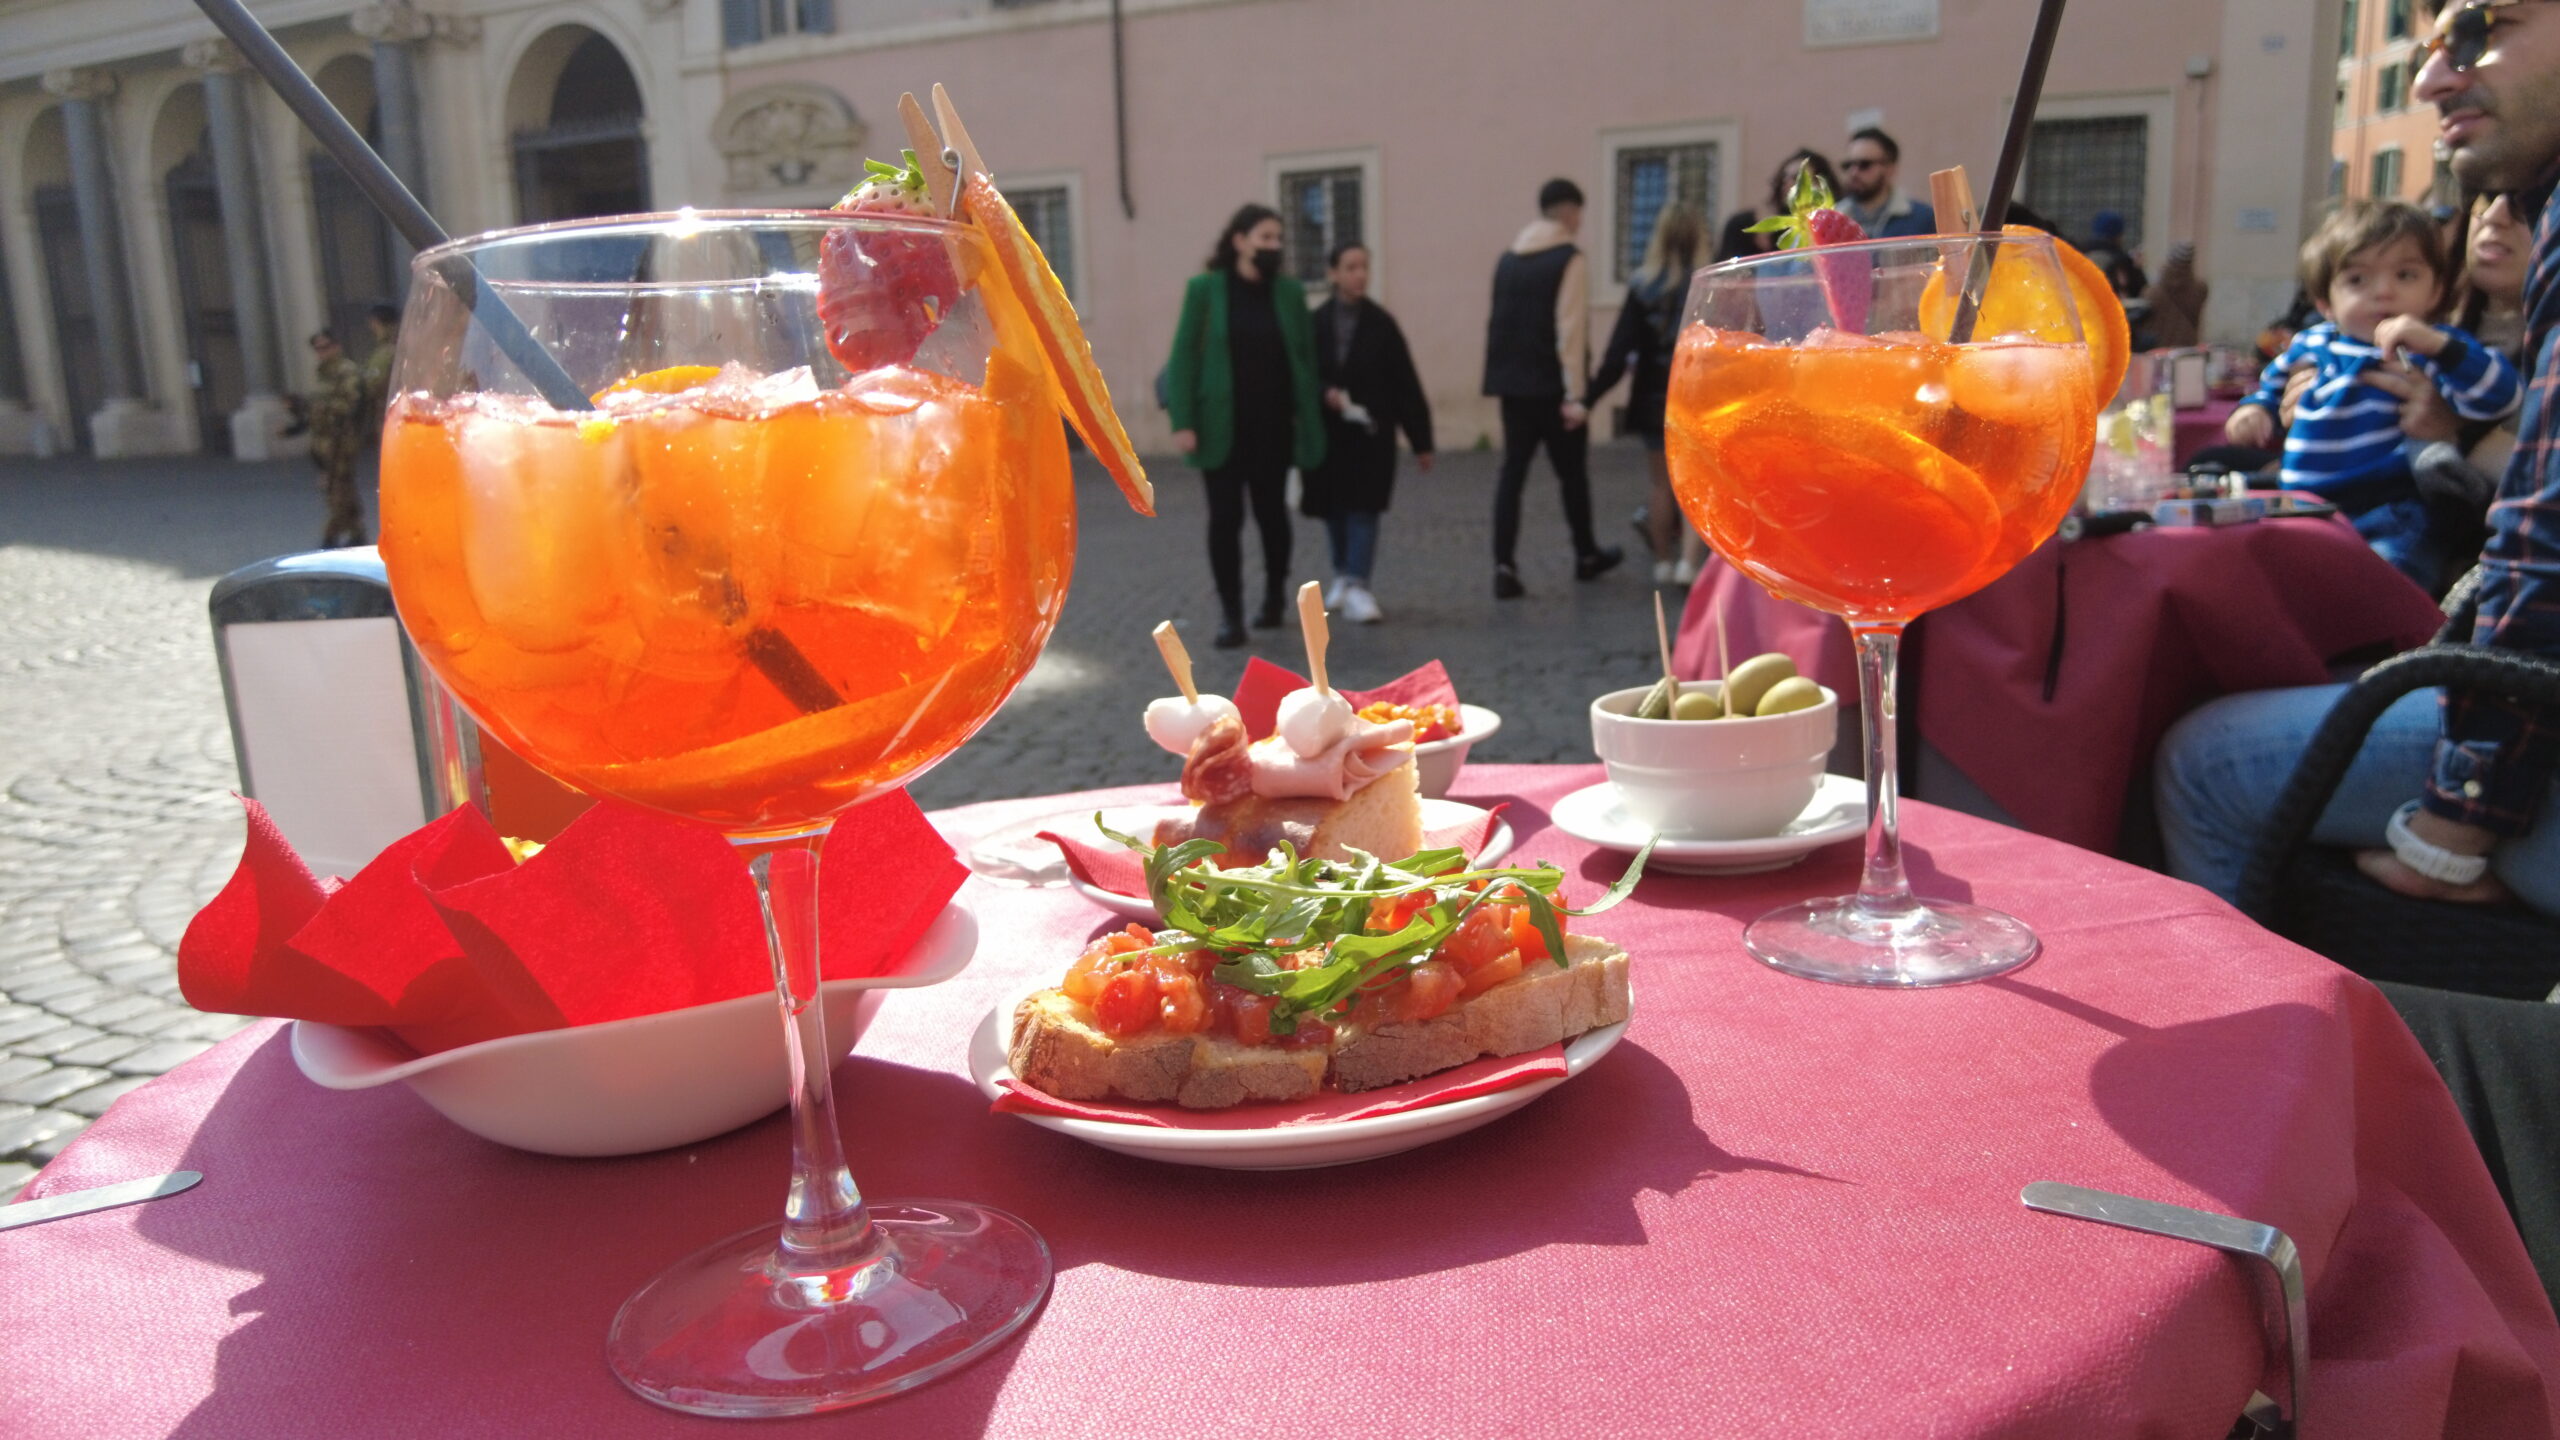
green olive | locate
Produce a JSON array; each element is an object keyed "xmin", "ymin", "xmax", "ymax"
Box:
[
  {"xmin": 1635, "ymin": 676, "xmax": 1677, "ymax": 720},
  {"xmin": 1722, "ymin": 653, "xmax": 1798, "ymax": 717},
  {"xmin": 1671, "ymin": 689, "xmax": 1723, "ymax": 721},
  {"xmin": 1755, "ymin": 675, "xmax": 1825, "ymax": 716}
]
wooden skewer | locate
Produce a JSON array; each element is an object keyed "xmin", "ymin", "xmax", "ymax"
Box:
[
  {"xmin": 1152, "ymin": 620, "xmax": 1196, "ymax": 703},
  {"xmin": 1297, "ymin": 579, "xmax": 1332, "ymax": 696},
  {"xmin": 1653, "ymin": 591, "xmax": 1680, "ymax": 706},
  {"xmin": 897, "ymin": 93, "xmax": 957, "ymax": 215},
  {"xmin": 931, "ymin": 83, "xmax": 990, "ymax": 187},
  {"xmin": 1929, "ymin": 165, "xmax": 1980, "ymax": 235}
]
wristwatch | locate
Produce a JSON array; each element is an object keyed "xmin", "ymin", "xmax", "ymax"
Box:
[{"xmin": 2386, "ymin": 801, "xmax": 2492, "ymax": 886}]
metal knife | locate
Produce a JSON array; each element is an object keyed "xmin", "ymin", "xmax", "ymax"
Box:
[{"xmin": 0, "ymin": 1171, "xmax": 201, "ymax": 1232}]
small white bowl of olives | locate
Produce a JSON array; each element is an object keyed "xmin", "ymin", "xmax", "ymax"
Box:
[{"xmin": 1589, "ymin": 653, "xmax": 1837, "ymax": 841}]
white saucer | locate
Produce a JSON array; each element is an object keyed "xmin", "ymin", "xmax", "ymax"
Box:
[
  {"xmin": 1550, "ymin": 774, "xmax": 1866, "ymax": 876},
  {"xmin": 967, "ymin": 980, "xmax": 1628, "ymax": 1170},
  {"xmin": 1061, "ymin": 799, "xmax": 1515, "ymax": 920}
]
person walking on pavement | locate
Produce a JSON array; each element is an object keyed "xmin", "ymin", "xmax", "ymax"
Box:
[
  {"xmin": 1835, "ymin": 127, "xmax": 1937, "ymax": 240},
  {"xmin": 360, "ymin": 303, "xmax": 400, "ymax": 439},
  {"xmin": 1166, "ymin": 203, "xmax": 1328, "ymax": 648},
  {"xmin": 1483, "ymin": 177, "xmax": 1621, "ymax": 598},
  {"xmin": 305, "ymin": 330, "xmax": 369, "ymax": 549},
  {"xmin": 1306, "ymin": 242, "xmax": 1433, "ymax": 625},
  {"xmin": 1587, "ymin": 203, "xmax": 1707, "ymax": 586}
]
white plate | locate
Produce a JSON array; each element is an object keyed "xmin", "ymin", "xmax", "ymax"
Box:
[
  {"xmin": 1412, "ymin": 703, "xmax": 1503, "ymax": 798},
  {"xmin": 291, "ymin": 901, "xmax": 978, "ymax": 1157},
  {"xmin": 1063, "ymin": 799, "xmax": 1516, "ymax": 920},
  {"xmin": 967, "ymin": 981, "xmax": 1629, "ymax": 1170},
  {"xmin": 1550, "ymin": 773, "xmax": 1866, "ymax": 875}
]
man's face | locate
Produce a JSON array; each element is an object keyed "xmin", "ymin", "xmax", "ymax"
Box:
[
  {"xmin": 310, "ymin": 337, "xmax": 340, "ymax": 364},
  {"xmin": 1549, "ymin": 200, "xmax": 1583, "ymax": 235},
  {"xmin": 1840, "ymin": 141, "xmax": 1893, "ymax": 203},
  {"xmin": 2415, "ymin": 1, "xmax": 2560, "ymax": 192}
]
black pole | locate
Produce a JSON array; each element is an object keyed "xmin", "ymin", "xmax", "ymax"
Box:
[
  {"xmin": 187, "ymin": 0, "xmax": 592, "ymax": 412},
  {"xmin": 1980, "ymin": 0, "xmax": 2069, "ymax": 232},
  {"xmin": 1112, "ymin": 0, "xmax": 1136, "ymax": 220}
]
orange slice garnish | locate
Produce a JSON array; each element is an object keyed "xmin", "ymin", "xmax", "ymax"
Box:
[
  {"xmin": 962, "ymin": 172, "xmax": 1153, "ymax": 516},
  {"xmin": 593, "ymin": 365, "xmax": 722, "ymax": 403},
  {"xmin": 1918, "ymin": 227, "xmax": 2129, "ymax": 412}
]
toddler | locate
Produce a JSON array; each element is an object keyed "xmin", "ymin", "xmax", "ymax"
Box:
[{"xmin": 2227, "ymin": 199, "xmax": 2520, "ymax": 590}]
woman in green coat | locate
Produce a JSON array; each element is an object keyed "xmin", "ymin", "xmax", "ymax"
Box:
[{"xmin": 1166, "ymin": 203, "xmax": 1328, "ymax": 647}]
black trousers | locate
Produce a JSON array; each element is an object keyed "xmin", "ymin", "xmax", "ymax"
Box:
[
  {"xmin": 1493, "ymin": 395, "xmax": 1597, "ymax": 568},
  {"xmin": 1204, "ymin": 447, "xmax": 1293, "ymax": 619},
  {"xmin": 2376, "ymin": 981, "xmax": 2560, "ymax": 1310}
]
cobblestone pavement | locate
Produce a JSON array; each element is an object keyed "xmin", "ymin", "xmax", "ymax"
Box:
[{"xmin": 0, "ymin": 441, "xmax": 1671, "ymax": 1196}]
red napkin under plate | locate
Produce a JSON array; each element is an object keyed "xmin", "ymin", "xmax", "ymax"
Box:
[
  {"xmin": 1232, "ymin": 657, "xmax": 1460, "ymax": 740},
  {"xmin": 993, "ymin": 1043, "xmax": 1571, "ymax": 1128},
  {"xmin": 180, "ymin": 792, "xmax": 963, "ymax": 1055}
]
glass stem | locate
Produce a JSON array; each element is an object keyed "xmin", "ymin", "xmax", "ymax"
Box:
[
  {"xmin": 1851, "ymin": 626, "xmax": 1917, "ymax": 920},
  {"xmin": 740, "ymin": 830, "xmax": 878, "ymax": 1280}
]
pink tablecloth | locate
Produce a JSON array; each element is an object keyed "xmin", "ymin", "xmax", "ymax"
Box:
[
  {"xmin": 1675, "ymin": 518, "xmax": 2445, "ymax": 854},
  {"xmin": 7, "ymin": 768, "xmax": 2555, "ymax": 1438}
]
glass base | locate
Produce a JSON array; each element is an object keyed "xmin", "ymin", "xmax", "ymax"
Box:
[
  {"xmin": 607, "ymin": 1201, "xmax": 1051, "ymax": 1418},
  {"xmin": 1744, "ymin": 895, "xmax": 2039, "ymax": 988}
]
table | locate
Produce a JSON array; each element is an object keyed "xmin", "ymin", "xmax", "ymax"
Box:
[
  {"xmin": 8, "ymin": 767, "xmax": 2556, "ymax": 1437},
  {"xmin": 1674, "ymin": 518, "xmax": 2445, "ymax": 855}
]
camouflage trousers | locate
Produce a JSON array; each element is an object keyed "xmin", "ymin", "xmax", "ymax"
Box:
[{"xmin": 316, "ymin": 454, "xmax": 366, "ymax": 549}]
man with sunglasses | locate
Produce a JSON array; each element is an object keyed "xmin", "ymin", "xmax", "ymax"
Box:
[
  {"xmin": 1835, "ymin": 127, "xmax": 1936, "ymax": 240},
  {"xmin": 2157, "ymin": 1, "xmax": 2560, "ymax": 914}
]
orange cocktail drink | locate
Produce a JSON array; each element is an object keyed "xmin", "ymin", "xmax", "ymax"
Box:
[
  {"xmin": 382, "ymin": 345, "xmax": 1073, "ymax": 835},
  {"xmin": 1660, "ymin": 229, "xmax": 2112, "ymax": 988},
  {"xmin": 1665, "ymin": 328, "xmax": 2094, "ymax": 623}
]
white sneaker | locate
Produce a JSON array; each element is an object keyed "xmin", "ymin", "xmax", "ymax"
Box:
[
  {"xmin": 1342, "ymin": 583, "xmax": 1383, "ymax": 624},
  {"xmin": 1652, "ymin": 560, "xmax": 1676, "ymax": 584},
  {"xmin": 1324, "ymin": 576, "xmax": 1351, "ymax": 610},
  {"xmin": 1671, "ymin": 560, "xmax": 1698, "ymax": 586}
]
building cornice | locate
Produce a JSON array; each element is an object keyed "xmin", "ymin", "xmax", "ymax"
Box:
[
  {"xmin": 682, "ymin": 0, "xmax": 1259, "ymax": 76},
  {"xmin": 0, "ymin": 0, "xmax": 358, "ymax": 85}
]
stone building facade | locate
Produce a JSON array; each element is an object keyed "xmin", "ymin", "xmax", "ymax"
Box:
[{"xmin": 0, "ymin": 0, "xmax": 2347, "ymax": 458}]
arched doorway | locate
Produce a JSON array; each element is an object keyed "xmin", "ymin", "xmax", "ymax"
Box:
[
  {"xmin": 157, "ymin": 84, "xmax": 246, "ymax": 455},
  {"xmin": 509, "ymin": 28, "xmax": 648, "ymax": 224},
  {"xmin": 25, "ymin": 107, "xmax": 102, "ymax": 451},
  {"xmin": 308, "ymin": 56, "xmax": 399, "ymax": 367}
]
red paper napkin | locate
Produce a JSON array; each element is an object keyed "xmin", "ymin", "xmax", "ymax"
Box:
[
  {"xmin": 992, "ymin": 1043, "xmax": 1570, "ymax": 1128},
  {"xmin": 1038, "ymin": 803, "xmax": 1505, "ymax": 901},
  {"xmin": 1232, "ymin": 658, "xmax": 1461, "ymax": 740},
  {"xmin": 179, "ymin": 793, "xmax": 964, "ymax": 1055}
]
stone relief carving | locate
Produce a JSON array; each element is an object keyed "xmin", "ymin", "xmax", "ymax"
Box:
[
  {"xmin": 351, "ymin": 3, "xmax": 481, "ymax": 47},
  {"xmin": 713, "ymin": 84, "xmax": 865, "ymax": 195}
]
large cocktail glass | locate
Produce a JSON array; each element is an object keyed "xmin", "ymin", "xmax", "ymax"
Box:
[
  {"xmin": 379, "ymin": 212, "xmax": 1073, "ymax": 1414},
  {"xmin": 1665, "ymin": 233, "xmax": 2096, "ymax": 986}
]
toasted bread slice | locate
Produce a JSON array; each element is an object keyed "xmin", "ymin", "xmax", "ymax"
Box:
[
  {"xmin": 1008, "ymin": 933, "xmax": 1629, "ymax": 1110},
  {"xmin": 1329, "ymin": 934, "xmax": 1629, "ymax": 1093},
  {"xmin": 1009, "ymin": 990, "xmax": 1326, "ymax": 1109},
  {"xmin": 1155, "ymin": 752, "xmax": 1425, "ymax": 866}
]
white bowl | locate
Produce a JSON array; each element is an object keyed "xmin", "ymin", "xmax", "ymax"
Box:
[
  {"xmin": 290, "ymin": 901, "xmax": 978, "ymax": 1156},
  {"xmin": 1589, "ymin": 684, "xmax": 1837, "ymax": 841},
  {"xmin": 1411, "ymin": 703, "xmax": 1502, "ymax": 798}
]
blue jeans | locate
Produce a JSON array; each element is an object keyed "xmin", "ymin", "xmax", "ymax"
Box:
[
  {"xmin": 2154, "ymin": 684, "xmax": 2560, "ymax": 915},
  {"xmin": 1325, "ymin": 509, "xmax": 1380, "ymax": 583}
]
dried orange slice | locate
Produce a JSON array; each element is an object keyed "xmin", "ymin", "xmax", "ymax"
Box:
[
  {"xmin": 962, "ymin": 172, "xmax": 1153, "ymax": 516},
  {"xmin": 1917, "ymin": 228, "xmax": 2129, "ymax": 413},
  {"xmin": 593, "ymin": 365, "xmax": 722, "ymax": 403}
]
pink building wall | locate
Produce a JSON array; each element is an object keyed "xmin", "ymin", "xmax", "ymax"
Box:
[{"xmin": 737, "ymin": 0, "xmax": 2294, "ymax": 451}]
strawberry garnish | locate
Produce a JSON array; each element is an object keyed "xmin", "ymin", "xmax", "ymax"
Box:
[
  {"xmin": 817, "ymin": 150, "xmax": 963, "ymax": 373},
  {"xmin": 1744, "ymin": 167, "xmax": 1872, "ymax": 335}
]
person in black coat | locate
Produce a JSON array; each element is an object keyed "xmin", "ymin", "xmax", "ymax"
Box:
[
  {"xmin": 1588, "ymin": 203, "xmax": 1707, "ymax": 583},
  {"xmin": 1303, "ymin": 243, "xmax": 1433, "ymax": 624}
]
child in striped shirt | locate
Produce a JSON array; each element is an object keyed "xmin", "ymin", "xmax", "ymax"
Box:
[{"xmin": 2227, "ymin": 199, "xmax": 2521, "ymax": 591}]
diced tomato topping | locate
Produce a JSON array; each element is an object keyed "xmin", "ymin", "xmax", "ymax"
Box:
[
  {"xmin": 1503, "ymin": 902, "xmax": 1551, "ymax": 964},
  {"xmin": 1158, "ymin": 973, "xmax": 1208, "ymax": 1033},
  {"xmin": 1458, "ymin": 947, "xmax": 1523, "ymax": 996},
  {"xmin": 1366, "ymin": 891, "xmax": 1432, "ymax": 933},
  {"xmin": 1063, "ymin": 925, "xmax": 1159, "ymax": 1006},
  {"xmin": 1398, "ymin": 960, "xmax": 1463, "ymax": 1021},
  {"xmin": 1227, "ymin": 989, "xmax": 1278, "ymax": 1047},
  {"xmin": 1440, "ymin": 904, "xmax": 1516, "ymax": 974},
  {"xmin": 1092, "ymin": 967, "xmax": 1159, "ymax": 1037}
]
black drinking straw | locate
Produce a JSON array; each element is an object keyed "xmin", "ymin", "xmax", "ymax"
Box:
[
  {"xmin": 1950, "ymin": 0, "xmax": 2069, "ymax": 342},
  {"xmin": 188, "ymin": 0, "xmax": 593, "ymax": 414},
  {"xmin": 191, "ymin": 0, "xmax": 847, "ymax": 715}
]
